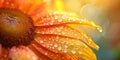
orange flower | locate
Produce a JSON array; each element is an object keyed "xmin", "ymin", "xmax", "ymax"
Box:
[{"xmin": 0, "ymin": 0, "xmax": 102, "ymax": 60}]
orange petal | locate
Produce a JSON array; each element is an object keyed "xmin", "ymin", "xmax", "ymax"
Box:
[
  {"xmin": 15, "ymin": 0, "xmax": 44, "ymax": 14},
  {"xmin": 0, "ymin": 0, "xmax": 19, "ymax": 9},
  {"xmin": 34, "ymin": 12, "xmax": 82, "ymax": 26},
  {"xmin": 34, "ymin": 12, "xmax": 102, "ymax": 31},
  {"xmin": 30, "ymin": 2, "xmax": 48, "ymax": 22},
  {"xmin": 29, "ymin": 41, "xmax": 80, "ymax": 60},
  {"xmin": 9, "ymin": 46, "xmax": 38, "ymax": 60},
  {"xmin": 0, "ymin": 0, "xmax": 44, "ymax": 14},
  {"xmin": 35, "ymin": 34, "xmax": 97, "ymax": 60},
  {"xmin": 35, "ymin": 25, "xmax": 99, "ymax": 50},
  {"xmin": 0, "ymin": 44, "xmax": 10, "ymax": 60},
  {"xmin": 0, "ymin": 0, "xmax": 3, "ymax": 7},
  {"xmin": 28, "ymin": 2, "xmax": 46, "ymax": 16}
]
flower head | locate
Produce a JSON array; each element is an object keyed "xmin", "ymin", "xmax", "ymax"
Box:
[{"xmin": 0, "ymin": 0, "xmax": 101, "ymax": 60}]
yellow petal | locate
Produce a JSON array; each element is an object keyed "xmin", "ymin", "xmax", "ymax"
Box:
[
  {"xmin": 35, "ymin": 34, "xmax": 97, "ymax": 60},
  {"xmin": 53, "ymin": 0, "xmax": 64, "ymax": 11},
  {"xmin": 33, "ymin": 12, "xmax": 94, "ymax": 27},
  {"xmin": 34, "ymin": 12, "xmax": 102, "ymax": 32},
  {"xmin": 67, "ymin": 20, "xmax": 102, "ymax": 32},
  {"xmin": 35, "ymin": 25, "xmax": 99, "ymax": 50},
  {"xmin": 29, "ymin": 41, "xmax": 80, "ymax": 60}
]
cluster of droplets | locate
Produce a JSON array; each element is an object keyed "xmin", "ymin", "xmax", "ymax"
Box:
[
  {"xmin": 35, "ymin": 12, "xmax": 102, "ymax": 32},
  {"xmin": 35, "ymin": 34, "xmax": 97, "ymax": 60},
  {"xmin": 36, "ymin": 25, "xmax": 82, "ymax": 39},
  {"xmin": 36, "ymin": 35, "xmax": 76, "ymax": 54},
  {"xmin": 33, "ymin": 12, "xmax": 103, "ymax": 60},
  {"xmin": 35, "ymin": 12, "xmax": 83, "ymax": 26},
  {"xmin": 35, "ymin": 25, "xmax": 99, "ymax": 50},
  {"xmin": 32, "ymin": 39, "xmax": 77, "ymax": 60}
]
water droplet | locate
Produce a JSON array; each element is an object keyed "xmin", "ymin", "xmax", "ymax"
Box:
[
  {"xmin": 71, "ymin": 50, "xmax": 76, "ymax": 54},
  {"xmin": 96, "ymin": 26, "xmax": 102, "ymax": 32},
  {"xmin": 39, "ymin": 40, "xmax": 43, "ymax": 44},
  {"xmin": 78, "ymin": 51, "xmax": 82, "ymax": 54},
  {"xmin": 64, "ymin": 50, "xmax": 67, "ymax": 53},
  {"xmin": 64, "ymin": 45, "xmax": 68, "ymax": 48},
  {"xmin": 62, "ymin": 32, "xmax": 65, "ymax": 35},
  {"xmin": 49, "ymin": 43, "xmax": 53, "ymax": 46},
  {"xmin": 45, "ymin": 53, "xmax": 48, "ymax": 55},
  {"xmin": 58, "ymin": 19, "xmax": 62, "ymax": 22},
  {"xmin": 55, "ymin": 17, "xmax": 58, "ymax": 19},
  {"xmin": 54, "ymin": 44, "xmax": 58, "ymax": 47},
  {"xmin": 58, "ymin": 47, "xmax": 62, "ymax": 51}
]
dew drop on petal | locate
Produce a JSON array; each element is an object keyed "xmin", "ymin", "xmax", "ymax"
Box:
[
  {"xmin": 54, "ymin": 44, "xmax": 58, "ymax": 48},
  {"xmin": 39, "ymin": 40, "xmax": 44, "ymax": 44},
  {"xmin": 64, "ymin": 50, "xmax": 67, "ymax": 53},
  {"xmin": 64, "ymin": 45, "xmax": 68, "ymax": 48},
  {"xmin": 71, "ymin": 50, "xmax": 76, "ymax": 54},
  {"xmin": 57, "ymin": 47, "xmax": 62, "ymax": 51}
]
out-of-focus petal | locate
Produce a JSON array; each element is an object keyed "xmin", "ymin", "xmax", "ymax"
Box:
[
  {"xmin": 35, "ymin": 34, "xmax": 97, "ymax": 60},
  {"xmin": 35, "ymin": 25, "xmax": 99, "ymax": 50},
  {"xmin": 15, "ymin": 0, "xmax": 39, "ymax": 13},
  {"xmin": 0, "ymin": 0, "xmax": 45, "ymax": 14},
  {"xmin": 29, "ymin": 41, "xmax": 80, "ymax": 60},
  {"xmin": 53, "ymin": 0, "xmax": 64, "ymax": 11},
  {"xmin": 0, "ymin": 0, "xmax": 19, "ymax": 8},
  {"xmin": 0, "ymin": 44, "xmax": 2, "ymax": 56},
  {"xmin": 0, "ymin": 44, "xmax": 10, "ymax": 60},
  {"xmin": 0, "ymin": 0, "xmax": 3, "ymax": 7},
  {"xmin": 9, "ymin": 46, "xmax": 38, "ymax": 60}
]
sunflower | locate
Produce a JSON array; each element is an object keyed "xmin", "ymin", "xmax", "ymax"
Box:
[{"xmin": 0, "ymin": 0, "xmax": 102, "ymax": 60}]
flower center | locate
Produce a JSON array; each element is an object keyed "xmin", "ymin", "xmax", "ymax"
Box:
[{"xmin": 0, "ymin": 8, "xmax": 35, "ymax": 48}]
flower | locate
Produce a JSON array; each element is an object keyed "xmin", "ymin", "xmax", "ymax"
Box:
[{"xmin": 0, "ymin": 0, "xmax": 102, "ymax": 60}]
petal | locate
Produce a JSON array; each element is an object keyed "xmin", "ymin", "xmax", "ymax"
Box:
[
  {"xmin": 30, "ymin": 2, "xmax": 48, "ymax": 22},
  {"xmin": 34, "ymin": 12, "xmax": 102, "ymax": 32},
  {"xmin": 53, "ymin": 0, "xmax": 64, "ymax": 11},
  {"xmin": 35, "ymin": 25, "xmax": 99, "ymax": 50},
  {"xmin": 9, "ymin": 46, "xmax": 38, "ymax": 60},
  {"xmin": 0, "ymin": 0, "xmax": 44, "ymax": 14},
  {"xmin": 0, "ymin": 44, "xmax": 10, "ymax": 60},
  {"xmin": 0, "ymin": 0, "xmax": 3, "ymax": 7},
  {"xmin": 15, "ymin": 0, "xmax": 36, "ymax": 13},
  {"xmin": 35, "ymin": 34, "xmax": 97, "ymax": 60},
  {"xmin": 0, "ymin": 44, "xmax": 2, "ymax": 56},
  {"xmin": 0, "ymin": 0, "xmax": 19, "ymax": 8},
  {"xmin": 29, "ymin": 41, "xmax": 80, "ymax": 60}
]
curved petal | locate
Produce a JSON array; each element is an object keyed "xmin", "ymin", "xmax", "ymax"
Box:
[
  {"xmin": 0, "ymin": 44, "xmax": 10, "ymax": 60},
  {"xmin": 0, "ymin": 0, "xmax": 45, "ymax": 14},
  {"xmin": 9, "ymin": 46, "xmax": 38, "ymax": 60},
  {"xmin": 35, "ymin": 25, "xmax": 99, "ymax": 50},
  {"xmin": 29, "ymin": 41, "xmax": 80, "ymax": 60},
  {"xmin": 35, "ymin": 34, "xmax": 97, "ymax": 60},
  {"xmin": 0, "ymin": 0, "xmax": 19, "ymax": 9},
  {"xmin": 34, "ymin": 12, "xmax": 102, "ymax": 32}
]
